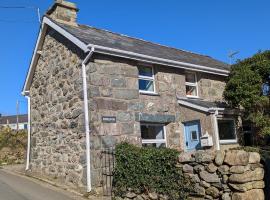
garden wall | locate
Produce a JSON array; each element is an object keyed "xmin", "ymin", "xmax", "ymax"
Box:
[
  {"xmin": 180, "ymin": 150, "xmax": 264, "ymax": 200},
  {"xmin": 115, "ymin": 149, "xmax": 265, "ymax": 200}
]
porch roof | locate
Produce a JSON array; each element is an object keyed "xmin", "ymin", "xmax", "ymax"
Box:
[{"xmin": 177, "ymin": 98, "xmax": 231, "ymax": 113}]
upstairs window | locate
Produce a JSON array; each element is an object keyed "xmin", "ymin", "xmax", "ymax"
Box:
[
  {"xmin": 185, "ymin": 72, "xmax": 198, "ymax": 97},
  {"xmin": 138, "ymin": 66, "xmax": 155, "ymax": 93},
  {"xmin": 141, "ymin": 124, "xmax": 166, "ymax": 148}
]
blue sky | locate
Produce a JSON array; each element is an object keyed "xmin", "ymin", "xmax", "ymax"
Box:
[{"xmin": 0, "ymin": 0, "xmax": 269, "ymax": 115}]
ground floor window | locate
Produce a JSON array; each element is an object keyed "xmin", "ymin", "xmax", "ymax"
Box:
[
  {"xmin": 141, "ymin": 123, "xmax": 166, "ymax": 148},
  {"xmin": 218, "ymin": 119, "xmax": 237, "ymax": 143}
]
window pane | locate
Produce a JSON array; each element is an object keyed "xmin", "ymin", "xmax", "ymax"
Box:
[
  {"xmin": 186, "ymin": 85, "xmax": 197, "ymax": 96},
  {"xmin": 218, "ymin": 120, "xmax": 236, "ymax": 140},
  {"xmin": 142, "ymin": 143, "xmax": 166, "ymax": 148},
  {"xmin": 139, "ymin": 79, "xmax": 154, "ymax": 92},
  {"xmin": 186, "ymin": 73, "xmax": 196, "ymax": 83},
  {"xmin": 141, "ymin": 125, "xmax": 164, "ymax": 140},
  {"xmin": 191, "ymin": 130, "xmax": 198, "ymax": 140},
  {"xmin": 139, "ymin": 66, "xmax": 153, "ymax": 77}
]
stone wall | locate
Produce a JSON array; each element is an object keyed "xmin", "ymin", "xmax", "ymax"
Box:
[
  {"xmin": 29, "ymin": 26, "xmax": 229, "ymax": 193},
  {"xmin": 199, "ymin": 73, "xmax": 226, "ymax": 101},
  {"xmin": 29, "ymin": 28, "xmax": 87, "ymax": 190},
  {"xmin": 85, "ymin": 55, "xmax": 230, "ymax": 189},
  {"xmin": 116, "ymin": 150, "xmax": 265, "ymax": 200},
  {"xmin": 179, "ymin": 106, "xmax": 216, "ymax": 150},
  {"xmin": 86, "ymin": 57, "xmax": 183, "ymax": 189},
  {"xmin": 180, "ymin": 150, "xmax": 265, "ymax": 200}
]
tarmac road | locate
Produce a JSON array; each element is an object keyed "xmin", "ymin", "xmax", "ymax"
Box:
[{"xmin": 0, "ymin": 169, "xmax": 83, "ymax": 200}]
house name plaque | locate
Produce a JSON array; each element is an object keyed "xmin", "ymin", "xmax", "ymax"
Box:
[{"xmin": 102, "ymin": 116, "xmax": 116, "ymax": 123}]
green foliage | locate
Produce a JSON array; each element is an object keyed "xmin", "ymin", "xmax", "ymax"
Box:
[
  {"xmin": 0, "ymin": 127, "xmax": 27, "ymax": 150},
  {"xmin": 113, "ymin": 143, "xmax": 192, "ymax": 199},
  {"xmin": 0, "ymin": 127, "xmax": 27, "ymax": 165},
  {"xmin": 224, "ymin": 50, "xmax": 270, "ymax": 137}
]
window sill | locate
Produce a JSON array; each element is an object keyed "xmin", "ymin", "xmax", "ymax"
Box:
[
  {"xmin": 186, "ymin": 95, "xmax": 199, "ymax": 99},
  {"xmin": 139, "ymin": 91, "xmax": 160, "ymax": 96},
  {"xmin": 220, "ymin": 140, "xmax": 238, "ymax": 144},
  {"xmin": 142, "ymin": 140, "xmax": 167, "ymax": 147}
]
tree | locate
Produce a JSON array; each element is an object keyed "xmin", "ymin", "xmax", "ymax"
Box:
[{"xmin": 224, "ymin": 50, "xmax": 270, "ymax": 143}]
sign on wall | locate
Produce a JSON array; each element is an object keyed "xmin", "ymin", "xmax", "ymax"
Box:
[{"xmin": 102, "ymin": 116, "xmax": 116, "ymax": 123}]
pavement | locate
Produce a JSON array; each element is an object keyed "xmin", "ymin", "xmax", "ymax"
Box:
[{"xmin": 0, "ymin": 168, "xmax": 85, "ymax": 200}]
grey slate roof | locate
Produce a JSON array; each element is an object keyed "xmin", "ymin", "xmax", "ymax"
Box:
[
  {"xmin": 0, "ymin": 114, "xmax": 28, "ymax": 125},
  {"xmin": 55, "ymin": 20, "xmax": 230, "ymax": 71},
  {"xmin": 179, "ymin": 98, "xmax": 229, "ymax": 109}
]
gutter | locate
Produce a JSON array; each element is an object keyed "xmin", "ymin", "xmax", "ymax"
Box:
[
  {"xmin": 22, "ymin": 43, "xmax": 95, "ymax": 191},
  {"xmin": 90, "ymin": 44, "xmax": 230, "ymax": 76},
  {"xmin": 82, "ymin": 46, "xmax": 95, "ymax": 192},
  {"xmin": 23, "ymin": 17, "xmax": 229, "ymax": 94}
]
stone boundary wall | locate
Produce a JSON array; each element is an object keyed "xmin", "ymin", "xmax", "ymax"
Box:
[
  {"xmin": 180, "ymin": 150, "xmax": 264, "ymax": 200},
  {"xmin": 116, "ymin": 150, "xmax": 265, "ymax": 200}
]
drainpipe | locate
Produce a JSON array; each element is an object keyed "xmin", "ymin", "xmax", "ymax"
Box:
[
  {"xmin": 213, "ymin": 109, "xmax": 220, "ymax": 150},
  {"xmin": 24, "ymin": 92, "xmax": 31, "ymax": 170},
  {"xmin": 82, "ymin": 46, "xmax": 95, "ymax": 192}
]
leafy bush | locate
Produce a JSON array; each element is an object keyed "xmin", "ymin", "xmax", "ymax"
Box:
[
  {"xmin": 224, "ymin": 50, "xmax": 270, "ymax": 137},
  {"xmin": 0, "ymin": 127, "xmax": 27, "ymax": 149},
  {"xmin": 113, "ymin": 143, "xmax": 192, "ymax": 199},
  {"xmin": 0, "ymin": 127, "xmax": 27, "ymax": 165}
]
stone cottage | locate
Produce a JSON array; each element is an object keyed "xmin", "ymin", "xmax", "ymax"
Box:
[{"xmin": 22, "ymin": 0, "xmax": 240, "ymax": 193}]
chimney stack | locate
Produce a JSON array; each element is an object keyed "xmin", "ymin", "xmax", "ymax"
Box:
[{"xmin": 46, "ymin": 0, "xmax": 79, "ymax": 26}]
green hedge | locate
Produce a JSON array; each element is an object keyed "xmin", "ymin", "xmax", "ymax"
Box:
[{"xmin": 113, "ymin": 143, "xmax": 192, "ymax": 199}]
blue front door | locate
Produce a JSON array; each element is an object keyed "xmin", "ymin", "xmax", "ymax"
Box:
[{"xmin": 184, "ymin": 121, "xmax": 201, "ymax": 151}]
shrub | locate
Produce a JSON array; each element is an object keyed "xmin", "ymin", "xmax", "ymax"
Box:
[
  {"xmin": 0, "ymin": 128, "xmax": 26, "ymax": 149},
  {"xmin": 0, "ymin": 127, "xmax": 27, "ymax": 165},
  {"xmin": 113, "ymin": 143, "xmax": 192, "ymax": 199},
  {"xmin": 224, "ymin": 50, "xmax": 270, "ymax": 139}
]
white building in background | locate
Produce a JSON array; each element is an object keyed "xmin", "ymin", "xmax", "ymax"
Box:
[{"xmin": 0, "ymin": 114, "xmax": 28, "ymax": 130}]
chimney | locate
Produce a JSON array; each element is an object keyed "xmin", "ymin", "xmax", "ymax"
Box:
[{"xmin": 46, "ymin": 0, "xmax": 79, "ymax": 26}]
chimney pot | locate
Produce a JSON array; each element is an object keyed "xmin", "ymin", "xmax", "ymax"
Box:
[{"xmin": 46, "ymin": 0, "xmax": 79, "ymax": 26}]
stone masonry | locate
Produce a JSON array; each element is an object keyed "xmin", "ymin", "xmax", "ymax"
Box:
[
  {"xmin": 26, "ymin": 0, "xmax": 238, "ymax": 194},
  {"xmin": 115, "ymin": 149, "xmax": 265, "ymax": 200},
  {"xmin": 28, "ymin": 4, "xmax": 234, "ymax": 194},
  {"xmin": 29, "ymin": 31, "xmax": 230, "ymax": 191},
  {"xmin": 85, "ymin": 55, "xmax": 228, "ymax": 189},
  {"xmin": 29, "ymin": 28, "xmax": 87, "ymax": 191}
]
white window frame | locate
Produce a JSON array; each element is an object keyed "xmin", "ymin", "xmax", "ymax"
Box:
[
  {"xmin": 218, "ymin": 118, "xmax": 237, "ymax": 144},
  {"xmin": 185, "ymin": 72, "xmax": 199, "ymax": 98},
  {"xmin": 138, "ymin": 66, "xmax": 156, "ymax": 94},
  {"xmin": 141, "ymin": 123, "xmax": 167, "ymax": 147}
]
